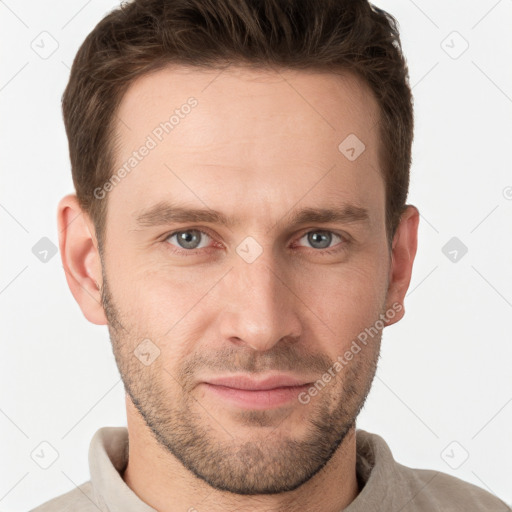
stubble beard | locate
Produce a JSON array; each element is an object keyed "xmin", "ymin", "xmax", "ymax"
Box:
[{"xmin": 100, "ymin": 266, "xmax": 382, "ymax": 495}]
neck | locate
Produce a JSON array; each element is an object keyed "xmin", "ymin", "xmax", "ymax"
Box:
[{"xmin": 122, "ymin": 397, "xmax": 360, "ymax": 512}]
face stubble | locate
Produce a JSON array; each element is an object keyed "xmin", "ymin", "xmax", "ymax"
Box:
[{"xmin": 99, "ymin": 255, "xmax": 383, "ymax": 495}]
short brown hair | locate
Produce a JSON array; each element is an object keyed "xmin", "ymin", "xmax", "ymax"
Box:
[{"xmin": 62, "ymin": 0, "xmax": 414, "ymax": 251}]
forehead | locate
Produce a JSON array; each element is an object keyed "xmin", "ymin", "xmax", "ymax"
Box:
[
  {"xmin": 107, "ymin": 64, "xmax": 384, "ymax": 230},
  {"xmin": 115, "ymin": 64, "xmax": 381, "ymax": 146}
]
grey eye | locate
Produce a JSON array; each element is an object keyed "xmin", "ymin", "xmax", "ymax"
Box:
[
  {"xmin": 166, "ymin": 230, "xmax": 211, "ymax": 250},
  {"xmin": 301, "ymin": 231, "xmax": 341, "ymax": 250}
]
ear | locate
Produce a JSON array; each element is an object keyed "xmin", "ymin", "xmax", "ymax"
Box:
[
  {"xmin": 57, "ymin": 194, "xmax": 107, "ymax": 325},
  {"xmin": 384, "ymin": 205, "xmax": 420, "ymax": 326}
]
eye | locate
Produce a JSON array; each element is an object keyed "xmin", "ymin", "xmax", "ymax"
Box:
[
  {"xmin": 295, "ymin": 230, "xmax": 346, "ymax": 254},
  {"xmin": 162, "ymin": 228, "xmax": 348, "ymax": 257},
  {"xmin": 164, "ymin": 229, "xmax": 214, "ymax": 254}
]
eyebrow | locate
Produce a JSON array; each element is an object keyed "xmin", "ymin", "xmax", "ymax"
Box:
[{"xmin": 134, "ymin": 200, "xmax": 371, "ymax": 230}]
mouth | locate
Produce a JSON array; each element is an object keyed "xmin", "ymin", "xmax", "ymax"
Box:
[{"xmin": 200, "ymin": 373, "xmax": 313, "ymax": 410}]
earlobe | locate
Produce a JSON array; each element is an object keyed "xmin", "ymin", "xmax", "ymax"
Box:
[
  {"xmin": 385, "ymin": 205, "xmax": 420, "ymax": 327},
  {"xmin": 57, "ymin": 194, "xmax": 108, "ymax": 325}
]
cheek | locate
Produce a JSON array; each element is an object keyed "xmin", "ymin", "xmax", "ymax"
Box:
[
  {"xmin": 109, "ymin": 236, "xmax": 388, "ymax": 347},
  {"xmin": 116, "ymin": 261, "xmax": 218, "ymax": 340},
  {"xmin": 294, "ymin": 256, "xmax": 388, "ymax": 341}
]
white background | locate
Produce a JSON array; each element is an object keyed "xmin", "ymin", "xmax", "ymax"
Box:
[{"xmin": 1, "ymin": 0, "xmax": 511, "ymax": 510}]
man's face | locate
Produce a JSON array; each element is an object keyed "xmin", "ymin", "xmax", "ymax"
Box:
[{"xmin": 99, "ymin": 65, "xmax": 392, "ymax": 494}]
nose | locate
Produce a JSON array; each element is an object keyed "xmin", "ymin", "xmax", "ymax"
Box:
[{"xmin": 217, "ymin": 252, "xmax": 303, "ymax": 352}]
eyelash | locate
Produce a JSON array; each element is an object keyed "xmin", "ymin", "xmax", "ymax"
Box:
[{"xmin": 161, "ymin": 227, "xmax": 349, "ymax": 257}]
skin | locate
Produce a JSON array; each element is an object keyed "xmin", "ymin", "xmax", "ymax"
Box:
[{"xmin": 58, "ymin": 65, "xmax": 419, "ymax": 512}]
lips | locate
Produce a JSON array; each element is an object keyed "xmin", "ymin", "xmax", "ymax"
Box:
[
  {"xmin": 203, "ymin": 373, "xmax": 311, "ymax": 391},
  {"xmin": 198, "ymin": 373, "xmax": 315, "ymax": 410}
]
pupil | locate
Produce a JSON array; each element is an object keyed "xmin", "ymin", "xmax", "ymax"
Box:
[
  {"xmin": 310, "ymin": 231, "xmax": 330, "ymax": 248},
  {"xmin": 179, "ymin": 231, "xmax": 198, "ymax": 248}
]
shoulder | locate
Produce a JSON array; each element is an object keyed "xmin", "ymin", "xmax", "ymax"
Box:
[
  {"xmin": 355, "ymin": 429, "xmax": 511, "ymax": 511},
  {"xmin": 28, "ymin": 480, "xmax": 99, "ymax": 512},
  {"xmin": 393, "ymin": 460, "xmax": 511, "ymax": 511}
]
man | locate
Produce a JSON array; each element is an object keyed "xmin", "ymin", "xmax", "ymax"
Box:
[{"xmin": 31, "ymin": 0, "xmax": 510, "ymax": 510}]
